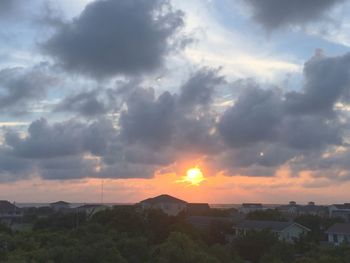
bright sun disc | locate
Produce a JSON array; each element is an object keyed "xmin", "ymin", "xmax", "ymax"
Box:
[{"xmin": 182, "ymin": 167, "xmax": 205, "ymax": 186}]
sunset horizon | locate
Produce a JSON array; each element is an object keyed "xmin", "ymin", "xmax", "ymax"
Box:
[{"xmin": 1, "ymin": 0, "xmax": 350, "ymax": 205}]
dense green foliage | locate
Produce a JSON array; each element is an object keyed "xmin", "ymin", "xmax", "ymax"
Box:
[{"xmin": 0, "ymin": 207, "xmax": 350, "ymax": 262}]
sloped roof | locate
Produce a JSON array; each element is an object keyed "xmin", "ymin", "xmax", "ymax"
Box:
[
  {"xmin": 235, "ymin": 220, "xmax": 310, "ymax": 232},
  {"xmin": 140, "ymin": 194, "xmax": 187, "ymax": 205},
  {"xmin": 0, "ymin": 200, "xmax": 18, "ymax": 212},
  {"xmin": 326, "ymin": 223, "xmax": 350, "ymax": 235}
]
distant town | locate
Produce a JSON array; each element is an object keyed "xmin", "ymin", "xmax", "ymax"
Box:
[{"xmin": 1, "ymin": 194, "xmax": 350, "ymax": 248}]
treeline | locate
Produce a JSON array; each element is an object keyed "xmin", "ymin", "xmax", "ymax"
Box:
[{"xmin": 0, "ymin": 206, "xmax": 349, "ymax": 262}]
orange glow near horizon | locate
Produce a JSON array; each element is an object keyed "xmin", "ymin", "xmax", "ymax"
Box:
[
  {"xmin": 177, "ymin": 167, "xmax": 205, "ymax": 186},
  {"xmin": 3, "ymin": 165, "xmax": 350, "ymax": 204}
]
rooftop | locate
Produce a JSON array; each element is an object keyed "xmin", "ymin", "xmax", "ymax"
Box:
[
  {"xmin": 140, "ymin": 194, "xmax": 187, "ymax": 205},
  {"xmin": 326, "ymin": 223, "xmax": 350, "ymax": 235},
  {"xmin": 235, "ymin": 220, "xmax": 310, "ymax": 232}
]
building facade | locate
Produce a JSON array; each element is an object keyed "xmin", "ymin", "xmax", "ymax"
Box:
[
  {"xmin": 139, "ymin": 194, "xmax": 188, "ymax": 216},
  {"xmin": 326, "ymin": 223, "xmax": 350, "ymax": 245},
  {"xmin": 233, "ymin": 220, "xmax": 310, "ymax": 243}
]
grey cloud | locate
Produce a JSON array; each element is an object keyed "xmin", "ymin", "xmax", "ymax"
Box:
[
  {"xmin": 219, "ymin": 51, "xmax": 348, "ymax": 151},
  {"xmin": 2, "ymin": 51, "xmax": 350, "ymax": 182},
  {"xmin": 6, "ymin": 118, "xmax": 116, "ymax": 158},
  {"xmin": 218, "ymin": 86, "xmax": 283, "ymax": 147},
  {"xmin": 120, "ymin": 88, "xmax": 175, "ymax": 148},
  {"xmin": 99, "ymin": 162, "xmax": 155, "ymax": 179},
  {"xmin": 0, "ymin": 149, "xmax": 34, "ymax": 182},
  {"xmin": 0, "ymin": 66, "xmax": 56, "ymax": 115},
  {"xmin": 173, "ymin": 115, "xmax": 222, "ymax": 155},
  {"xmin": 43, "ymin": 0, "xmax": 186, "ymax": 78},
  {"xmin": 246, "ymin": 0, "xmax": 344, "ymax": 30},
  {"xmin": 54, "ymin": 90, "xmax": 108, "ymax": 117},
  {"xmin": 119, "ymin": 68, "xmax": 224, "ymax": 153},
  {"xmin": 0, "ymin": 0, "xmax": 22, "ymax": 20},
  {"xmin": 279, "ymin": 115, "xmax": 343, "ymax": 150},
  {"xmin": 38, "ymin": 155, "xmax": 98, "ymax": 180},
  {"xmin": 216, "ymin": 51, "xmax": 350, "ymax": 178},
  {"xmin": 122, "ymin": 144, "xmax": 175, "ymax": 166},
  {"xmin": 286, "ymin": 52, "xmax": 350, "ymax": 115},
  {"xmin": 178, "ymin": 68, "xmax": 224, "ymax": 109},
  {"xmin": 221, "ymin": 143, "xmax": 296, "ymax": 169},
  {"xmin": 1, "ymin": 117, "xmax": 159, "ymax": 180},
  {"xmin": 53, "ymin": 79, "xmax": 143, "ymax": 117}
]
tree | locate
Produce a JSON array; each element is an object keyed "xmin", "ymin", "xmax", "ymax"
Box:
[
  {"xmin": 152, "ymin": 232, "xmax": 220, "ymax": 263},
  {"xmin": 234, "ymin": 230, "xmax": 279, "ymax": 263}
]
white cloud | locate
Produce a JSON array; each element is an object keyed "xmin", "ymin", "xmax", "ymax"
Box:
[{"xmin": 173, "ymin": 0, "xmax": 302, "ymax": 81}]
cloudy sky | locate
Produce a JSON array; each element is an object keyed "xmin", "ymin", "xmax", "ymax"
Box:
[{"xmin": 1, "ymin": 0, "xmax": 350, "ymax": 204}]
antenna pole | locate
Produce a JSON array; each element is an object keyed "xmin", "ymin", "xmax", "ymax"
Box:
[{"xmin": 101, "ymin": 179, "xmax": 104, "ymax": 204}]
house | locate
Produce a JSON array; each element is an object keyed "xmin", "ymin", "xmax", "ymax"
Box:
[
  {"xmin": 77, "ymin": 204, "xmax": 108, "ymax": 218},
  {"xmin": 298, "ymin": 203, "xmax": 328, "ymax": 217},
  {"xmin": 329, "ymin": 204, "xmax": 350, "ymax": 222},
  {"xmin": 0, "ymin": 200, "xmax": 23, "ymax": 225},
  {"xmin": 239, "ymin": 203, "xmax": 264, "ymax": 214},
  {"xmin": 50, "ymin": 201, "xmax": 71, "ymax": 211},
  {"xmin": 277, "ymin": 201, "xmax": 327, "ymax": 218},
  {"xmin": 233, "ymin": 220, "xmax": 310, "ymax": 243},
  {"xmin": 139, "ymin": 194, "xmax": 188, "ymax": 216},
  {"xmin": 326, "ymin": 223, "xmax": 350, "ymax": 245}
]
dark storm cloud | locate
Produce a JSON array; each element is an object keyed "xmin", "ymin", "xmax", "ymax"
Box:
[
  {"xmin": 0, "ymin": 66, "xmax": 56, "ymax": 115},
  {"xmin": 246, "ymin": 0, "xmax": 344, "ymax": 30},
  {"xmin": 43, "ymin": 0, "xmax": 186, "ymax": 78}
]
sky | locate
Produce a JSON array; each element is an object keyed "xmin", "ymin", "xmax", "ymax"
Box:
[{"xmin": 1, "ymin": 0, "xmax": 350, "ymax": 204}]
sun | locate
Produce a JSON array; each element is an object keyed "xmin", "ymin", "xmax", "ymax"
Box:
[{"xmin": 177, "ymin": 167, "xmax": 205, "ymax": 186}]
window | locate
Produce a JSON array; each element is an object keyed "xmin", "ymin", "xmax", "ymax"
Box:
[{"xmin": 333, "ymin": 234, "xmax": 338, "ymax": 243}]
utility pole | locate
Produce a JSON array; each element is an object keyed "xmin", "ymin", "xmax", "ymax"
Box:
[{"xmin": 101, "ymin": 179, "xmax": 104, "ymax": 204}]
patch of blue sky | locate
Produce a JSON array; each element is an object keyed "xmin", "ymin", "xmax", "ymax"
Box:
[{"xmin": 210, "ymin": 0, "xmax": 349, "ymax": 60}]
